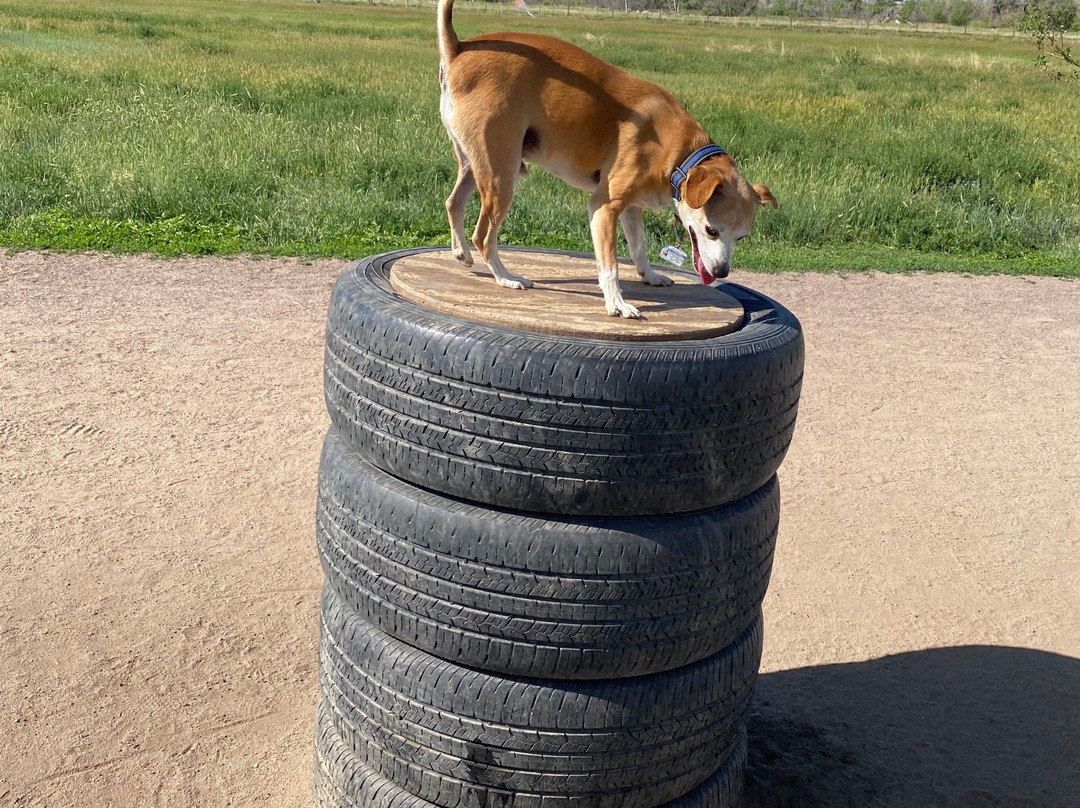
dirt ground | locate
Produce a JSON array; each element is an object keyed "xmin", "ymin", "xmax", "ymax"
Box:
[{"xmin": 1, "ymin": 251, "xmax": 1077, "ymax": 808}]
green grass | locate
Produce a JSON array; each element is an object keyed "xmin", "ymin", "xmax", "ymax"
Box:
[{"xmin": 1, "ymin": 0, "xmax": 1078, "ymax": 274}]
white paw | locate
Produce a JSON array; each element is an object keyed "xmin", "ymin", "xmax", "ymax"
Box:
[
  {"xmin": 453, "ymin": 246, "xmax": 473, "ymax": 267},
  {"xmin": 640, "ymin": 269, "xmax": 674, "ymax": 287},
  {"xmin": 606, "ymin": 299, "xmax": 641, "ymax": 319},
  {"xmin": 496, "ymin": 274, "xmax": 534, "ymax": 290}
]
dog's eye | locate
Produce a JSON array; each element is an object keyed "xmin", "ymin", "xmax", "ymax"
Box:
[{"xmin": 704, "ymin": 226, "xmax": 720, "ymax": 239}]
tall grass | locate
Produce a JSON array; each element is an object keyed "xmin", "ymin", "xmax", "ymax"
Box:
[{"xmin": 0, "ymin": 0, "xmax": 1078, "ymax": 273}]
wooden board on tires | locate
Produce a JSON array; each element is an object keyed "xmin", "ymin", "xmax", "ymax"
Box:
[{"xmin": 389, "ymin": 250, "xmax": 745, "ymax": 341}]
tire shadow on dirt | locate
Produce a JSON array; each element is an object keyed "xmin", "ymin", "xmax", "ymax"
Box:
[{"xmin": 742, "ymin": 646, "xmax": 1080, "ymax": 808}]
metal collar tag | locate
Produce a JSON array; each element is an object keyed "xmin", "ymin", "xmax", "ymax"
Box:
[{"xmin": 670, "ymin": 145, "xmax": 727, "ymax": 202}]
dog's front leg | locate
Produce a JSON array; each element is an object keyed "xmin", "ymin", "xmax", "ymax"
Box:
[
  {"xmin": 589, "ymin": 196, "xmax": 640, "ymax": 319},
  {"xmin": 620, "ymin": 207, "xmax": 673, "ymax": 288}
]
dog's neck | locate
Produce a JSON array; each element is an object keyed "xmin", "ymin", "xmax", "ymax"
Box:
[
  {"xmin": 670, "ymin": 144, "xmax": 729, "ymax": 202},
  {"xmin": 665, "ymin": 130, "xmax": 715, "ymax": 200}
]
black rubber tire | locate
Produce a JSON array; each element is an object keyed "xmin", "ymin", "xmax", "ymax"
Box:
[
  {"xmin": 324, "ymin": 248, "xmax": 803, "ymax": 517},
  {"xmin": 318, "ymin": 427, "xmax": 779, "ymax": 680},
  {"xmin": 318, "ymin": 586, "xmax": 761, "ymax": 808},
  {"xmin": 313, "ymin": 702, "xmax": 747, "ymax": 808}
]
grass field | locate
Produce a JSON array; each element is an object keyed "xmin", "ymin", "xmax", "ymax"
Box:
[{"xmin": 1, "ymin": 0, "xmax": 1078, "ymax": 273}]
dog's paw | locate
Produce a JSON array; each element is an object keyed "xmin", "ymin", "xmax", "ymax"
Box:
[
  {"xmin": 640, "ymin": 269, "xmax": 674, "ymax": 287},
  {"xmin": 496, "ymin": 274, "xmax": 534, "ymax": 290},
  {"xmin": 606, "ymin": 299, "xmax": 642, "ymax": 319},
  {"xmin": 453, "ymin": 247, "xmax": 474, "ymax": 267}
]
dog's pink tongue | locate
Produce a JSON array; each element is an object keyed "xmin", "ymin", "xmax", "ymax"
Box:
[{"xmin": 692, "ymin": 236, "xmax": 716, "ymax": 286}]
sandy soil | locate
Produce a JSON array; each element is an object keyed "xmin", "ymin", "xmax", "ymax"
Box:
[{"xmin": 1, "ymin": 252, "xmax": 1077, "ymax": 808}]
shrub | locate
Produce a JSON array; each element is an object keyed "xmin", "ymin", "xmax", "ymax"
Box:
[
  {"xmin": 949, "ymin": 0, "xmax": 975, "ymax": 25},
  {"xmin": 1020, "ymin": 0, "xmax": 1080, "ymax": 80}
]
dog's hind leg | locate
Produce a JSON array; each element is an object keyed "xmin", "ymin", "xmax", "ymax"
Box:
[
  {"xmin": 446, "ymin": 139, "xmax": 476, "ymax": 267},
  {"xmin": 620, "ymin": 206, "xmax": 673, "ymax": 287},
  {"xmin": 471, "ymin": 150, "xmax": 533, "ymax": 291}
]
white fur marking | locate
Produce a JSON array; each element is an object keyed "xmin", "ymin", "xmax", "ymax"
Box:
[{"xmin": 598, "ymin": 267, "xmax": 640, "ymax": 318}]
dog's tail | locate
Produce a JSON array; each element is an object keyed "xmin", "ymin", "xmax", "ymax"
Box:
[{"xmin": 437, "ymin": 0, "xmax": 460, "ymax": 66}]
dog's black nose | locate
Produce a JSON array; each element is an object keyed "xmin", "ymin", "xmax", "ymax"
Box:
[{"xmin": 716, "ymin": 262, "xmax": 731, "ymax": 279}]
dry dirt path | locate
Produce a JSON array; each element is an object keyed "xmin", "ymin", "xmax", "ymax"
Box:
[{"xmin": 1, "ymin": 252, "xmax": 1077, "ymax": 808}]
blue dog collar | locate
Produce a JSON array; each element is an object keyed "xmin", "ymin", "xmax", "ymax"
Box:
[{"xmin": 670, "ymin": 145, "xmax": 727, "ymax": 202}]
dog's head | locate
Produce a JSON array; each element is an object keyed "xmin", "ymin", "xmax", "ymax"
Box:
[{"xmin": 675, "ymin": 155, "xmax": 777, "ymax": 285}]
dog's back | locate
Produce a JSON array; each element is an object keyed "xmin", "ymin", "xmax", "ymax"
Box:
[{"xmin": 444, "ymin": 30, "xmax": 695, "ymax": 193}]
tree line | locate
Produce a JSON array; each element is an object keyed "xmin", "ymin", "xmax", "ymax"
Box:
[{"xmin": 486, "ymin": 0, "xmax": 1080, "ymax": 30}]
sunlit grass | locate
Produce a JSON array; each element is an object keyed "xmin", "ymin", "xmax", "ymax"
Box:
[{"xmin": 0, "ymin": 0, "xmax": 1077, "ymax": 273}]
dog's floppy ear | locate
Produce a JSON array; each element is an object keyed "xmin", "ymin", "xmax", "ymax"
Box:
[
  {"xmin": 682, "ymin": 164, "xmax": 724, "ymax": 210},
  {"xmin": 753, "ymin": 183, "xmax": 778, "ymax": 210}
]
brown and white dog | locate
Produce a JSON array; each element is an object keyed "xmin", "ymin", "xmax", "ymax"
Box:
[{"xmin": 437, "ymin": 0, "xmax": 777, "ymax": 318}]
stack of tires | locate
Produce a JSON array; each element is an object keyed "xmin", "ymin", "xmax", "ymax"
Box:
[{"xmin": 314, "ymin": 249, "xmax": 804, "ymax": 808}]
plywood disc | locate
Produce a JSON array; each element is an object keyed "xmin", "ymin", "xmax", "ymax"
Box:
[{"xmin": 389, "ymin": 250, "xmax": 744, "ymax": 341}]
